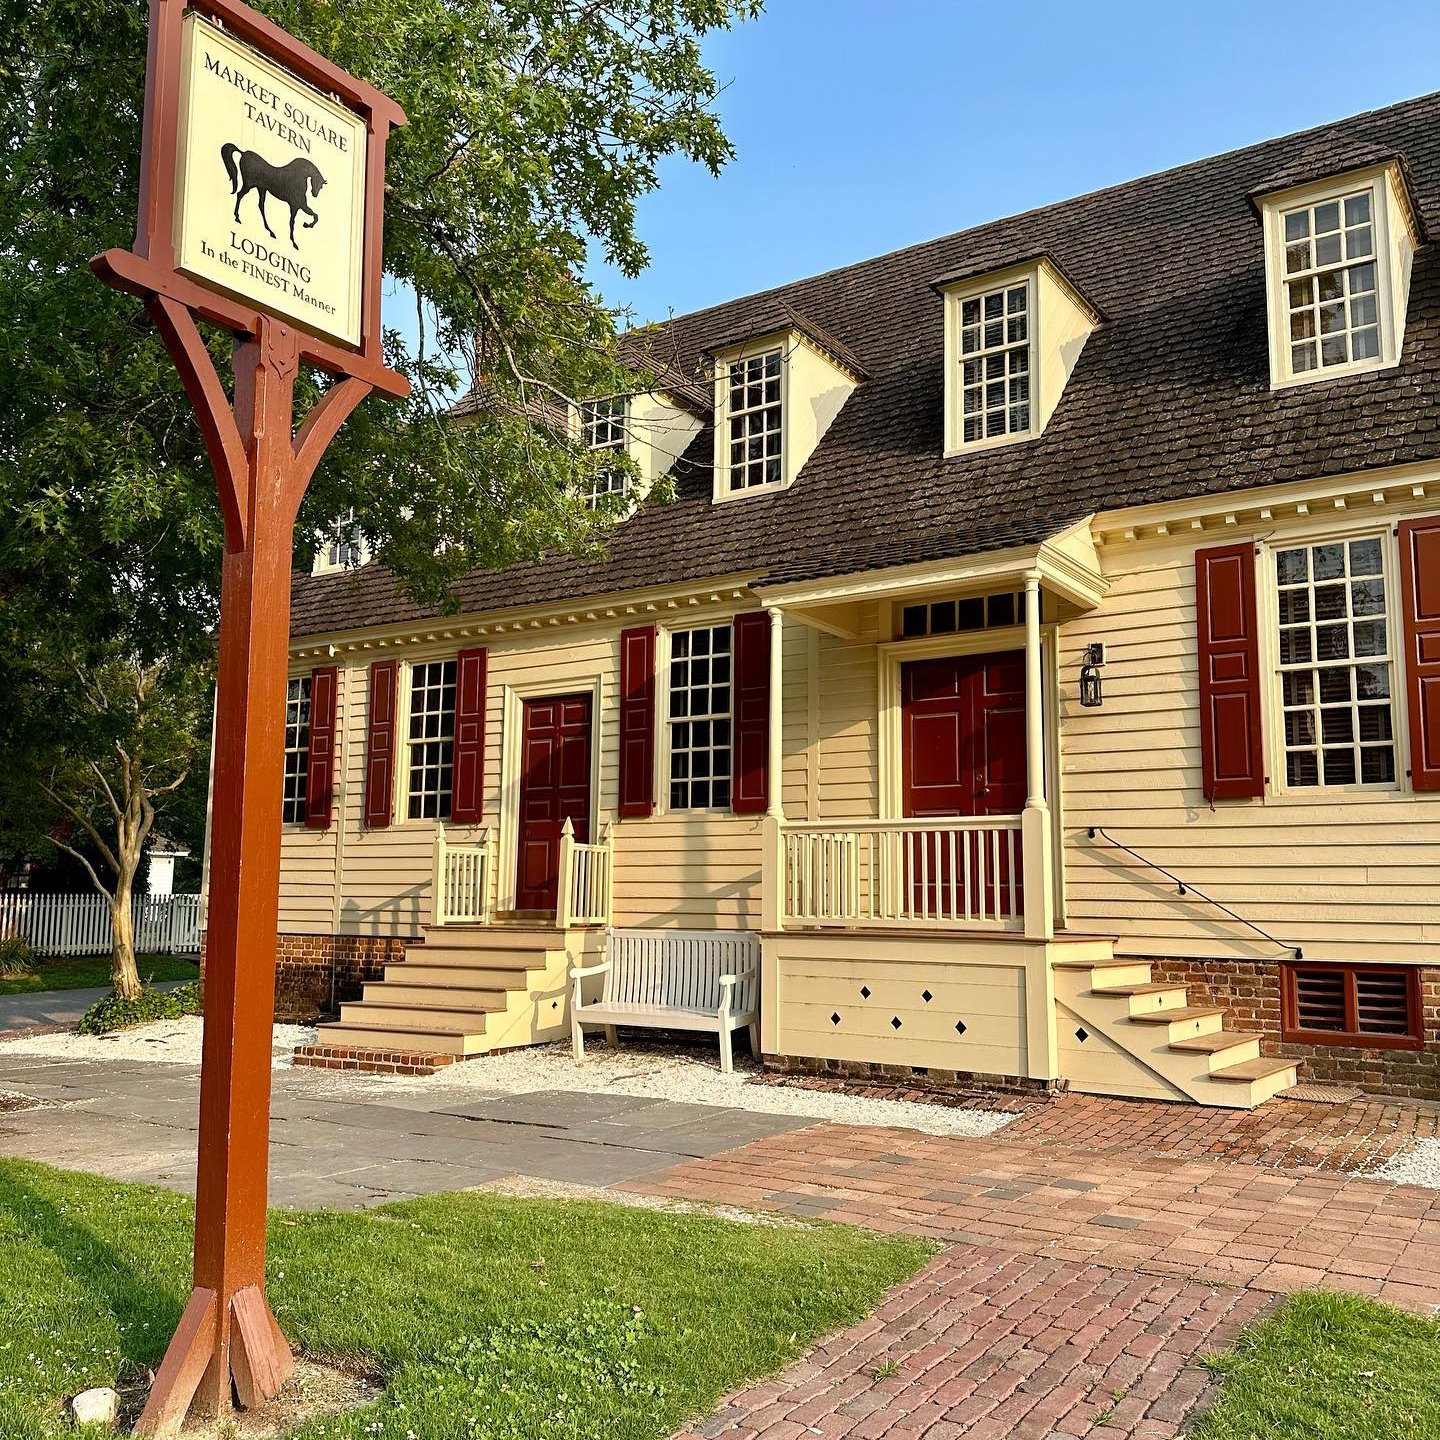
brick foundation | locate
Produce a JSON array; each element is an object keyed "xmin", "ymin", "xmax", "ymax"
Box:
[
  {"xmin": 200, "ymin": 931, "xmax": 415, "ymax": 1022},
  {"xmin": 1150, "ymin": 957, "xmax": 1440, "ymax": 1101},
  {"xmin": 762, "ymin": 1052, "xmax": 1059, "ymax": 1100},
  {"xmin": 292, "ymin": 1042, "xmax": 457, "ymax": 1076}
]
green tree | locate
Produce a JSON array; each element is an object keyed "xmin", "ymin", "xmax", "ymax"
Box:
[{"xmin": 1, "ymin": 0, "xmax": 756, "ymax": 989}]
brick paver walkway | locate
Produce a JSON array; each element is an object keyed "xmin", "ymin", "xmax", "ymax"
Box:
[
  {"xmin": 675, "ymin": 1247, "xmax": 1269, "ymax": 1440},
  {"xmin": 641, "ymin": 1118, "xmax": 1440, "ymax": 1439},
  {"xmin": 626, "ymin": 1123, "xmax": 1440, "ymax": 1314},
  {"xmin": 751, "ymin": 1075, "xmax": 1440, "ymax": 1174}
]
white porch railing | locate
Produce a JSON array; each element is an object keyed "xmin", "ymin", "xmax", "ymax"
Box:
[
  {"xmin": 0, "ymin": 892, "xmax": 202, "ymax": 957},
  {"xmin": 431, "ymin": 824, "xmax": 495, "ymax": 926},
  {"xmin": 559, "ymin": 818, "xmax": 613, "ymax": 928},
  {"xmin": 772, "ymin": 817, "xmax": 1024, "ymax": 930}
]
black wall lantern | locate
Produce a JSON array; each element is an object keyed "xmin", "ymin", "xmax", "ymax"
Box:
[{"xmin": 1079, "ymin": 641, "xmax": 1105, "ymax": 708}]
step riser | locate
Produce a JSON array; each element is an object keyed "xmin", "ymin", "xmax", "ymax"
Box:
[
  {"xmin": 364, "ymin": 983, "xmax": 508, "ymax": 1008},
  {"xmin": 340, "ymin": 1003, "xmax": 496, "ymax": 1029},
  {"xmin": 385, "ymin": 963, "xmax": 542, "ymax": 987},
  {"xmin": 420, "ymin": 928, "xmax": 566, "ymax": 952},
  {"xmin": 1203, "ymin": 1037, "xmax": 1261, "ymax": 1072},
  {"xmin": 1158, "ymin": 1011, "xmax": 1225, "ymax": 1043},
  {"xmin": 316, "ymin": 1024, "xmax": 480, "ymax": 1056}
]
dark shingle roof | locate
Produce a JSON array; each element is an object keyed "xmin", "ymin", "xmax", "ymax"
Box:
[{"xmin": 293, "ymin": 92, "xmax": 1440, "ymax": 638}]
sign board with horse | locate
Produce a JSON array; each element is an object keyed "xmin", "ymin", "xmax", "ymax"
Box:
[{"xmin": 173, "ymin": 12, "xmax": 365, "ymax": 345}]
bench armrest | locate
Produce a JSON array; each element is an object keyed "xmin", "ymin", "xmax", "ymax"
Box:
[
  {"xmin": 717, "ymin": 965, "xmax": 759, "ymax": 1021},
  {"xmin": 570, "ymin": 959, "xmax": 613, "ymax": 980},
  {"xmin": 717, "ymin": 965, "xmax": 758, "ymax": 988}
]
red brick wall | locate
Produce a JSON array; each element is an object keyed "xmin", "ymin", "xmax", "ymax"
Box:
[
  {"xmin": 199, "ymin": 932, "xmax": 416, "ymax": 1021},
  {"xmin": 1150, "ymin": 957, "xmax": 1440, "ymax": 1101}
]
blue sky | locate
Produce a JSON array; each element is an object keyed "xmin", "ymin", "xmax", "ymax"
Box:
[{"xmin": 581, "ymin": 0, "xmax": 1440, "ymax": 326}]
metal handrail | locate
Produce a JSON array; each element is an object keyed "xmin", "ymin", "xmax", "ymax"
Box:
[{"xmin": 1086, "ymin": 825, "xmax": 1302, "ymax": 959}]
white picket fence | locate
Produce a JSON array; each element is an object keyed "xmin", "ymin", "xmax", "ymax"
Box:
[{"xmin": 0, "ymin": 892, "xmax": 202, "ymax": 958}]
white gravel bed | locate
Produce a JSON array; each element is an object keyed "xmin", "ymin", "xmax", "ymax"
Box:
[
  {"xmin": 1373, "ymin": 1137, "xmax": 1440, "ymax": 1190},
  {"xmin": 0, "ymin": 1017, "xmax": 312, "ymax": 1066},
  {"xmin": 1, "ymin": 1017, "xmax": 1014, "ymax": 1138},
  {"xmin": 287, "ymin": 1030, "xmax": 1015, "ymax": 1138}
]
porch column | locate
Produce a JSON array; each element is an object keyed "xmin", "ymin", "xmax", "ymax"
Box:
[
  {"xmin": 1021, "ymin": 571, "xmax": 1058, "ymax": 1078},
  {"xmin": 766, "ymin": 606, "xmax": 784, "ymax": 819}
]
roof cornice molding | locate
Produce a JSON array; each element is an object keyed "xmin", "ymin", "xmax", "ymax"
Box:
[
  {"xmin": 1247, "ymin": 156, "xmax": 1425, "ymax": 245},
  {"xmin": 289, "ymin": 571, "xmax": 765, "ymax": 659},
  {"xmin": 1092, "ymin": 460, "xmax": 1440, "ymax": 549}
]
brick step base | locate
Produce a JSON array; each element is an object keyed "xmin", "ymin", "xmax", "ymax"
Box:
[{"xmin": 292, "ymin": 1042, "xmax": 463, "ymax": 1076}]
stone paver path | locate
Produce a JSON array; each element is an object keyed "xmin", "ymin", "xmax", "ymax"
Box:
[
  {"xmin": 676, "ymin": 1247, "xmax": 1269, "ymax": 1440},
  {"xmin": 0, "ymin": 980, "xmax": 189, "ymax": 1037},
  {"xmin": 623, "ymin": 1121, "xmax": 1440, "ymax": 1313}
]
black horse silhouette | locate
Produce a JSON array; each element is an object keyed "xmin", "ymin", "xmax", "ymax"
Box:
[{"xmin": 220, "ymin": 143, "xmax": 326, "ymax": 250}]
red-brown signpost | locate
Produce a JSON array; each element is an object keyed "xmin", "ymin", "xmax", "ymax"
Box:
[{"xmin": 92, "ymin": 1, "xmax": 406, "ymax": 1431}]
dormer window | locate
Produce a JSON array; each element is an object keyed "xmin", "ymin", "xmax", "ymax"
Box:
[
  {"xmin": 937, "ymin": 257, "xmax": 1098, "ymax": 457},
  {"xmin": 1259, "ymin": 163, "xmax": 1418, "ymax": 389},
  {"xmin": 580, "ymin": 397, "xmax": 630, "ymax": 507},
  {"xmin": 725, "ymin": 348, "xmax": 784, "ymax": 492},
  {"xmin": 1281, "ymin": 190, "xmax": 1379, "ymax": 374},
  {"xmin": 707, "ymin": 319, "xmax": 860, "ymax": 504},
  {"xmin": 313, "ymin": 508, "xmax": 367, "ymax": 573},
  {"xmin": 959, "ymin": 281, "xmax": 1031, "ymax": 443}
]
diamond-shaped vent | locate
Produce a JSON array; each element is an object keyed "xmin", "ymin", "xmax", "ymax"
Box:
[
  {"xmin": 831, "ymin": 1012, "xmax": 841, "ymax": 1026},
  {"xmin": 1075, "ymin": 1026, "xmax": 1089, "ymax": 1043},
  {"xmin": 860, "ymin": 985, "xmax": 871, "ymax": 999},
  {"xmin": 891, "ymin": 1016, "xmax": 902, "ymax": 1030},
  {"xmin": 922, "ymin": 989, "xmax": 933, "ymax": 1003},
  {"xmin": 955, "ymin": 1020, "xmax": 967, "ymax": 1035}
]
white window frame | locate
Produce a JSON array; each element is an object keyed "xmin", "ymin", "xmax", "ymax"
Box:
[
  {"xmin": 1262, "ymin": 169, "xmax": 1400, "ymax": 390},
  {"xmin": 942, "ymin": 266, "xmax": 1039, "ymax": 455},
  {"xmin": 658, "ymin": 620, "xmax": 736, "ymax": 814},
  {"xmin": 281, "ymin": 675, "xmax": 311, "ymax": 826},
  {"xmin": 394, "ymin": 657, "xmax": 458, "ymax": 823},
  {"xmin": 1259, "ymin": 524, "xmax": 1408, "ymax": 797},
  {"xmin": 313, "ymin": 508, "xmax": 366, "ymax": 573},
  {"xmin": 711, "ymin": 337, "xmax": 790, "ymax": 503},
  {"xmin": 577, "ymin": 397, "xmax": 633, "ymax": 508}
]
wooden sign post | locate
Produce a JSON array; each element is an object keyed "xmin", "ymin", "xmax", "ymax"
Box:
[{"xmin": 92, "ymin": 1, "xmax": 406, "ymax": 1431}]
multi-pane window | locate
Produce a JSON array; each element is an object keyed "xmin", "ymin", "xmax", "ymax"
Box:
[
  {"xmin": 324, "ymin": 508, "xmax": 362, "ymax": 569},
  {"xmin": 1282, "ymin": 962, "xmax": 1421, "ymax": 1047},
  {"xmin": 406, "ymin": 660, "xmax": 456, "ymax": 820},
  {"xmin": 580, "ymin": 398, "xmax": 631, "ymax": 507},
  {"xmin": 1282, "ymin": 189, "xmax": 1380, "ymax": 375},
  {"xmin": 1275, "ymin": 536, "xmax": 1395, "ymax": 788},
  {"xmin": 899, "ymin": 590, "xmax": 1034, "ymax": 638},
  {"xmin": 959, "ymin": 282, "xmax": 1031, "ymax": 442},
  {"xmin": 726, "ymin": 349, "xmax": 783, "ymax": 491},
  {"xmin": 282, "ymin": 677, "xmax": 311, "ymax": 824},
  {"xmin": 668, "ymin": 625, "xmax": 732, "ymax": 809}
]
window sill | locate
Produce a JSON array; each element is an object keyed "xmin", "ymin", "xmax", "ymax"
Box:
[
  {"xmin": 944, "ymin": 429, "xmax": 1039, "ymax": 459},
  {"xmin": 1269, "ymin": 355, "xmax": 1399, "ymax": 391},
  {"xmin": 711, "ymin": 480, "xmax": 794, "ymax": 504}
]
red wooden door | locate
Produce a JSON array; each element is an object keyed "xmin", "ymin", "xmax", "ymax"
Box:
[
  {"xmin": 515, "ymin": 693, "xmax": 593, "ymax": 912},
  {"xmin": 900, "ymin": 652, "xmax": 1026, "ymax": 916}
]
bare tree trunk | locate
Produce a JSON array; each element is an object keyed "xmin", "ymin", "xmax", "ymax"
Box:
[{"xmin": 111, "ymin": 876, "xmax": 141, "ymax": 999}]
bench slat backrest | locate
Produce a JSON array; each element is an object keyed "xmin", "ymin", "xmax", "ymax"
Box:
[{"xmin": 606, "ymin": 930, "xmax": 760, "ymax": 1014}]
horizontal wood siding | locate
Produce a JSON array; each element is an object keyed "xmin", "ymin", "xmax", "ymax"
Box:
[{"xmin": 1062, "ymin": 520, "xmax": 1440, "ymax": 962}]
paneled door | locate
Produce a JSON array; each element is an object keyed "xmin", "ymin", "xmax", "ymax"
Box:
[
  {"xmin": 514, "ymin": 693, "xmax": 593, "ymax": 912},
  {"xmin": 900, "ymin": 651, "xmax": 1026, "ymax": 916}
]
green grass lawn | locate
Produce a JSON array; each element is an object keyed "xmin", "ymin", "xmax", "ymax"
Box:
[
  {"xmin": 0, "ymin": 1157, "xmax": 932, "ymax": 1440},
  {"xmin": 0, "ymin": 954, "xmax": 198, "ymax": 996},
  {"xmin": 1193, "ymin": 1290, "xmax": 1440, "ymax": 1439}
]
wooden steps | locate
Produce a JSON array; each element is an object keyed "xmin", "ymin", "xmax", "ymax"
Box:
[
  {"xmin": 1053, "ymin": 949, "xmax": 1299, "ymax": 1108},
  {"xmin": 309, "ymin": 921, "xmax": 596, "ymax": 1067}
]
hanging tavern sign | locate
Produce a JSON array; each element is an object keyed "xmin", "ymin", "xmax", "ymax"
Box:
[
  {"xmin": 174, "ymin": 13, "xmax": 366, "ymax": 344},
  {"xmin": 91, "ymin": 0, "xmax": 407, "ymax": 1434}
]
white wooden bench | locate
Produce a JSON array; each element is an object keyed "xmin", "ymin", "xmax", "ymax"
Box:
[{"xmin": 570, "ymin": 929, "xmax": 760, "ymax": 1072}]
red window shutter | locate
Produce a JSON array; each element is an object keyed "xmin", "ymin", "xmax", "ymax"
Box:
[
  {"xmin": 617, "ymin": 626, "xmax": 657, "ymax": 818},
  {"xmin": 1398, "ymin": 516, "xmax": 1440, "ymax": 792},
  {"xmin": 449, "ymin": 647, "xmax": 488, "ymax": 824},
  {"xmin": 732, "ymin": 610, "xmax": 772, "ymax": 814},
  {"xmin": 303, "ymin": 665, "xmax": 338, "ymax": 830},
  {"xmin": 363, "ymin": 659, "xmax": 399, "ymax": 828},
  {"xmin": 1196, "ymin": 543, "xmax": 1264, "ymax": 801}
]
